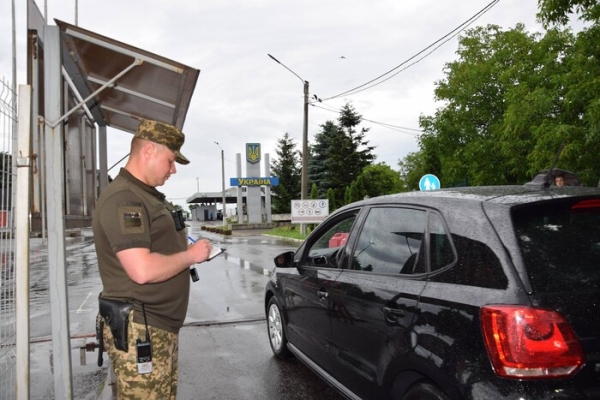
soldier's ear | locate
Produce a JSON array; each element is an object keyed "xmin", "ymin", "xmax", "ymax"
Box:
[{"xmin": 141, "ymin": 141, "xmax": 158, "ymax": 160}]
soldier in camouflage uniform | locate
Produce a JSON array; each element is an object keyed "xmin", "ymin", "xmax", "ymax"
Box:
[{"xmin": 93, "ymin": 119, "xmax": 213, "ymax": 399}]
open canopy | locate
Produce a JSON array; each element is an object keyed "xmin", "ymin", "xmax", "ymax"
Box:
[{"xmin": 55, "ymin": 19, "xmax": 200, "ymax": 132}]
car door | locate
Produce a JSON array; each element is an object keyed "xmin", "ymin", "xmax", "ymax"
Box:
[
  {"xmin": 283, "ymin": 210, "xmax": 360, "ymax": 372},
  {"xmin": 328, "ymin": 206, "xmax": 429, "ymax": 399}
]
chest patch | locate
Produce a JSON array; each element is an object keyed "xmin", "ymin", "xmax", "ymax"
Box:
[{"xmin": 118, "ymin": 204, "xmax": 145, "ymax": 234}]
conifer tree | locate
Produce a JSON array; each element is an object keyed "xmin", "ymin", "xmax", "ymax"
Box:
[{"xmin": 270, "ymin": 133, "xmax": 301, "ymax": 214}]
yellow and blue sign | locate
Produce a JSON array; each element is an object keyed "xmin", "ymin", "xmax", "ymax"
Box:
[
  {"xmin": 231, "ymin": 177, "xmax": 279, "ymax": 187},
  {"xmin": 246, "ymin": 143, "xmax": 261, "ymax": 164}
]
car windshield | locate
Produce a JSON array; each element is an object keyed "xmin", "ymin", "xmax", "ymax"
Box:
[{"xmin": 513, "ymin": 198, "xmax": 600, "ymax": 293}]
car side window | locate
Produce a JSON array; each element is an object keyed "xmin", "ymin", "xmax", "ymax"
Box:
[
  {"xmin": 426, "ymin": 213, "xmax": 507, "ymax": 288},
  {"xmin": 351, "ymin": 207, "xmax": 426, "ymax": 274},
  {"xmin": 429, "ymin": 234, "xmax": 508, "ymax": 289},
  {"xmin": 306, "ymin": 213, "xmax": 357, "ymax": 267}
]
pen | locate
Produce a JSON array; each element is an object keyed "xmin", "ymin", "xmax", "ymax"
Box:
[{"xmin": 187, "ymin": 236, "xmax": 196, "ymax": 244}]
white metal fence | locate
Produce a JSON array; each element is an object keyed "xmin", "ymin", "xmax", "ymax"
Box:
[{"xmin": 0, "ymin": 77, "xmax": 17, "ymax": 399}]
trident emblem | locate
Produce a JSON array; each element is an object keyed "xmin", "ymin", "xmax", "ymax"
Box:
[{"xmin": 246, "ymin": 143, "xmax": 261, "ymax": 164}]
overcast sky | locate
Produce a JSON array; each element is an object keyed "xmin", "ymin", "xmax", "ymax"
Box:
[{"xmin": 0, "ymin": 0, "xmax": 580, "ymax": 210}]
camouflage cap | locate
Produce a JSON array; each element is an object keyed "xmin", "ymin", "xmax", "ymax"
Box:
[{"xmin": 134, "ymin": 119, "xmax": 190, "ymax": 165}]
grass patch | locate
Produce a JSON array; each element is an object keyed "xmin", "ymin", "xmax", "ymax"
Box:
[{"xmin": 266, "ymin": 226, "xmax": 310, "ymax": 241}]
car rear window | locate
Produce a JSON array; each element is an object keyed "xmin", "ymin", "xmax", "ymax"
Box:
[{"xmin": 513, "ymin": 197, "xmax": 600, "ymax": 293}]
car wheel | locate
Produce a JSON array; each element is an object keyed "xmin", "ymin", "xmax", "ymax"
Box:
[
  {"xmin": 402, "ymin": 381, "xmax": 449, "ymax": 400},
  {"xmin": 267, "ymin": 296, "xmax": 291, "ymax": 359}
]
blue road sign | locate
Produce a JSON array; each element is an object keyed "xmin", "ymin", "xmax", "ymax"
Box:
[{"xmin": 419, "ymin": 174, "xmax": 441, "ymax": 191}]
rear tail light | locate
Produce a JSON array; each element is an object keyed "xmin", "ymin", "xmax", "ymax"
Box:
[
  {"xmin": 480, "ymin": 306, "xmax": 585, "ymax": 379},
  {"xmin": 571, "ymin": 199, "xmax": 600, "ymax": 210}
]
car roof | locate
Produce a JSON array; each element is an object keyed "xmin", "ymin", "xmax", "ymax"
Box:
[{"xmin": 343, "ymin": 185, "xmax": 600, "ymax": 210}]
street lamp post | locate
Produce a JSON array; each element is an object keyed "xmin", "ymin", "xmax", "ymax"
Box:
[
  {"xmin": 268, "ymin": 54, "xmax": 309, "ymax": 235},
  {"xmin": 214, "ymin": 142, "xmax": 227, "ymax": 227}
]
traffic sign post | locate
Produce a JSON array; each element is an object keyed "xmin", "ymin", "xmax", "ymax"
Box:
[
  {"xmin": 291, "ymin": 199, "xmax": 329, "ymax": 224},
  {"xmin": 419, "ymin": 174, "xmax": 441, "ymax": 191}
]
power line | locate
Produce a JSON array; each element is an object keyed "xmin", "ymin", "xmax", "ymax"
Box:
[
  {"xmin": 320, "ymin": 0, "xmax": 500, "ymax": 101},
  {"xmin": 364, "ymin": 119, "xmax": 422, "ymax": 137},
  {"xmin": 310, "ymin": 103, "xmax": 422, "ymax": 136}
]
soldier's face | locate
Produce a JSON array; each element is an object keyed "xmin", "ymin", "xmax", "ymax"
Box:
[{"xmin": 148, "ymin": 143, "xmax": 177, "ymax": 186}]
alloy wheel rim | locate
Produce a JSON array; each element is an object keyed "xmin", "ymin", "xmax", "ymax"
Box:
[{"xmin": 268, "ymin": 304, "xmax": 282, "ymax": 350}]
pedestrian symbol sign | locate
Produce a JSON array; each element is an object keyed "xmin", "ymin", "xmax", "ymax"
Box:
[{"xmin": 419, "ymin": 174, "xmax": 441, "ymax": 191}]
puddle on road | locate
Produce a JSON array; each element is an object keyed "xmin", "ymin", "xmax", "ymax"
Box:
[
  {"xmin": 225, "ymin": 254, "xmax": 272, "ymax": 277},
  {"xmin": 239, "ymin": 275, "xmax": 267, "ymax": 295},
  {"xmin": 29, "ymin": 232, "xmax": 100, "ymax": 309}
]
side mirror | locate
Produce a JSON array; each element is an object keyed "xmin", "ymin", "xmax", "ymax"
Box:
[{"xmin": 274, "ymin": 251, "xmax": 295, "ymax": 268}]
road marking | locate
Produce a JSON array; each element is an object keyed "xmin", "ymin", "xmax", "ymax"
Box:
[{"xmin": 76, "ymin": 292, "xmax": 93, "ymax": 313}]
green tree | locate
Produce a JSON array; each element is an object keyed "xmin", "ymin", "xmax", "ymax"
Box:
[
  {"xmin": 309, "ymin": 103, "xmax": 375, "ymax": 204},
  {"xmin": 344, "ymin": 186, "xmax": 351, "ymax": 206},
  {"xmin": 348, "ymin": 176, "xmax": 366, "ymax": 203},
  {"xmin": 554, "ymin": 24, "xmax": 600, "ymax": 184},
  {"xmin": 411, "ymin": 23, "xmax": 600, "ymax": 187},
  {"xmin": 356, "ymin": 163, "xmax": 402, "ymax": 197},
  {"xmin": 397, "ymin": 152, "xmax": 423, "ymax": 192},
  {"xmin": 426, "ymin": 24, "xmax": 540, "ymax": 186},
  {"xmin": 271, "ymin": 132, "xmax": 301, "ymax": 213},
  {"xmin": 336, "ymin": 103, "xmax": 376, "ymax": 186},
  {"xmin": 310, "ymin": 182, "xmax": 318, "ymax": 199},
  {"xmin": 537, "ymin": 0, "xmax": 600, "ymax": 26},
  {"xmin": 308, "ymin": 121, "xmax": 337, "ymax": 196},
  {"xmin": 326, "ymin": 188, "xmax": 336, "ymax": 212}
]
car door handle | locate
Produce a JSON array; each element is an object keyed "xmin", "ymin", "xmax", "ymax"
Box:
[
  {"xmin": 317, "ymin": 290, "xmax": 329, "ymax": 300},
  {"xmin": 383, "ymin": 306, "xmax": 405, "ymax": 318}
]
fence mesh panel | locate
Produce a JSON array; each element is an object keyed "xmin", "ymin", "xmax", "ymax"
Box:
[{"xmin": 0, "ymin": 77, "xmax": 16, "ymax": 399}]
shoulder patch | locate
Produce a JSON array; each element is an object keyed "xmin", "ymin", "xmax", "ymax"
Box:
[{"xmin": 118, "ymin": 203, "xmax": 145, "ymax": 234}]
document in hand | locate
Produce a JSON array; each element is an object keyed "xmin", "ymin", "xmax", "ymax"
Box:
[
  {"xmin": 188, "ymin": 237, "xmax": 225, "ymax": 261},
  {"xmin": 208, "ymin": 246, "xmax": 226, "ymax": 261}
]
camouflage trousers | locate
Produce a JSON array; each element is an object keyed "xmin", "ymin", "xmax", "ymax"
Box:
[{"xmin": 103, "ymin": 310, "xmax": 179, "ymax": 399}]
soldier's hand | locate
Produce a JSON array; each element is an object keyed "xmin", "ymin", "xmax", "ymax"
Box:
[{"xmin": 189, "ymin": 239, "xmax": 212, "ymax": 263}]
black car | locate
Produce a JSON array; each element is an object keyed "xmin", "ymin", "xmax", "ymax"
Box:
[{"xmin": 264, "ymin": 185, "xmax": 600, "ymax": 400}]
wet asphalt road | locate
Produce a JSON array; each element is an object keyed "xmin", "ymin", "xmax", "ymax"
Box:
[
  {"xmin": 177, "ymin": 320, "xmax": 344, "ymax": 400},
  {"xmin": 28, "ymin": 222, "xmax": 344, "ymax": 400}
]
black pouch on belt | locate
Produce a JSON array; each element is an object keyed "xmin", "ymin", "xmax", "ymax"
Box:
[{"xmin": 99, "ymin": 296, "xmax": 133, "ymax": 352}]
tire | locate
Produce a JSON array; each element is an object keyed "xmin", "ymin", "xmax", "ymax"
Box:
[
  {"xmin": 402, "ymin": 381, "xmax": 449, "ymax": 400},
  {"xmin": 267, "ymin": 296, "xmax": 291, "ymax": 359}
]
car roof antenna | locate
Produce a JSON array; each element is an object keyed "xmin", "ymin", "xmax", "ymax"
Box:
[{"xmin": 543, "ymin": 142, "xmax": 565, "ymax": 188}]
